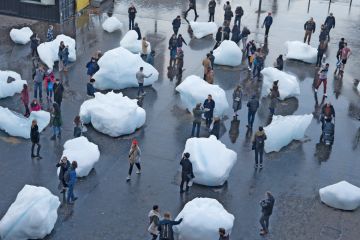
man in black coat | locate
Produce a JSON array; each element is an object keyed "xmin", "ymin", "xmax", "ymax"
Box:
[
  {"xmin": 252, "ymin": 126, "xmax": 267, "ymax": 168},
  {"xmin": 324, "ymin": 13, "xmax": 335, "ymax": 40},
  {"xmin": 208, "ymin": 0, "xmax": 216, "ymax": 22},
  {"xmin": 180, "ymin": 152, "xmax": 194, "ymax": 193},
  {"xmin": 53, "ymin": 79, "xmax": 64, "ymax": 108},
  {"xmin": 259, "ymin": 191, "xmax": 275, "ymax": 236},
  {"xmin": 128, "ymin": 3, "xmax": 137, "ymax": 30},
  {"xmin": 30, "ymin": 120, "xmax": 41, "ymax": 159},
  {"xmin": 133, "ymin": 23, "xmax": 142, "ymax": 40},
  {"xmin": 172, "ymin": 16, "xmax": 181, "ymax": 35},
  {"xmin": 203, "ymin": 94, "xmax": 215, "ymax": 128}
]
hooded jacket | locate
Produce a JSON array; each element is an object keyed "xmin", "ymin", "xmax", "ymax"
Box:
[
  {"xmin": 30, "ymin": 125, "xmax": 40, "ymax": 143},
  {"xmin": 247, "ymin": 97, "xmax": 259, "ymax": 112},
  {"xmin": 253, "ymin": 130, "xmax": 267, "ymax": 151}
]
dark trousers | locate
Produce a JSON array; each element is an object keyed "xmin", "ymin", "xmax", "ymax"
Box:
[
  {"xmin": 209, "ymin": 13, "xmax": 215, "ymax": 22},
  {"xmin": 316, "ymin": 52, "xmax": 324, "ymax": 67},
  {"xmin": 265, "ymin": 26, "xmax": 270, "ymax": 36},
  {"xmin": 31, "ymin": 48, "xmax": 38, "ymax": 57},
  {"xmin": 128, "ymin": 163, "xmax": 141, "ymax": 175},
  {"xmin": 191, "ymin": 122, "xmax": 201, "ymax": 137},
  {"xmin": 151, "ymin": 234, "xmax": 157, "ymax": 240},
  {"xmin": 248, "ymin": 110, "xmax": 256, "ymax": 128},
  {"xmin": 24, "ymin": 103, "xmax": 30, "ymax": 117},
  {"xmin": 31, "ymin": 142, "xmax": 41, "ymax": 156},
  {"xmin": 34, "ymin": 82, "xmax": 42, "ymax": 100},
  {"xmin": 255, "ymin": 148, "xmax": 264, "ymax": 164},
  {"xmin": 205, "ymin": 117, "xmax": 212, "ymax": 127},
  {"xmin": 129, "ymin": 17, "xmax": 135, "ymax": 30},
  {"xmin": 213, "ymin": 41, "xmax": 220, "ymax": 50},
  {"xmin": 180, "ymin": 177, "xmax": 190, "ymax": 191},
  {"xmin": 234, "ymin": 16, "xmax": 241, "ymax": 27},
  {"xmin": 260, "ymin": 214, "xmax": 270, "ymax": 232},
  {"xmin": 138, "ymin": 83, "xmax": 144, "ymax": 96},
  {"xmin": 185, "ymin": 7, "xmax": 198, "ymax": 17},
  {"xmin": 173, "ymin": 27, "xmax": 179, "ymax": 35},
  {"xmin": 55, "ymin": 99, "xmax": 62, "ymax": 108}
]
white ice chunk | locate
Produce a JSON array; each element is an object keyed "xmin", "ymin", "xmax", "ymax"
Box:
[
  {"xmin": 260, "ymin": 67, "xmax": 300, "ymax": 100},
  {"xmin": 264, "ymin": 114, "xmax": 313, "ymax": 153},
  {"xmin": 37, "ymin": 34, "xmax": 76, "ymax": 69},
  {"xmin": 80, "ymin": 92, "xmax": 146, "ymax": 137},
  {"xmin": 93, "ymin": 47, "xmax": 158, "ymax": 90},
  {"xmin": 0, "ymin": 70, "xmax": 27, "ymax": 99},
  {"xmin": 0, "ymin": 107, "xmax": 50, "ymax": 139},
  {"xmin": 175, "ymin": 75, "xmax": 229, "ymax": 116},
  {"xmin": 0, "ymin": 185, "xmax": 60, "ymax": 240},
  {"xmin": 213, "ymin": 40, "xmax": 243, "ymax": 67},
  {"xmin": 60, "ymin": 136, "xmax": 100, "ymax": 177},
  {"xmin": 174, "ymin": 198, "xmax": 234, "ymax": 240},
  {"xmin": 9, "ymin": 27, "xmax": 33, "ymax": 45},
  {"xmin": 319, "ymin": 181, "xmax": 360, "ymax": 211},
  {"xmin": 190, "ymin": 21, "xmax": 217, "ymax": 39},
  {"xmin": 120, "ymin": 30, "xmax": 151, "ymax": 54},
  {"xmin": 183, "ymin": 136, "xmax": 237, "ymax": 186},
  {"xmin": 285, "ymin": 41, "xmax": 317, "ymax": 64},
  {"xmin": 357, "ymin": 82, "xmax": 360, "ymax": 93},
  {"xmin": 102, "ymin": 16, "xmax": 123, "ymax": 32}
]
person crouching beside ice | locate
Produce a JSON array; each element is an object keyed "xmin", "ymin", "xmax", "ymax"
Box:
[{"xmin": 126, "ymin": 139, "xmax": 142, "ymax": 181}]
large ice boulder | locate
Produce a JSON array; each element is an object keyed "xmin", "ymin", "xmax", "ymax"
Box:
[
  {"xmin": 0, "ymin": 107, "xmax": 50, "ymax": 139},
  {"xmin": 213, "ymin": 40, "xmax": 243, "ymax": 67},
  {"xmin": 0, "ymin": 185, "xmax": 60, "ymax": 240},
  {"xmin": 9, "ymin": 27, "xmax": 33, "ymax": 45},
  {"xmin": 0, "ymin": 70, "xmax": 27, "ymax": 99},
  {"xmin": 174, "ymin": 198, "xmax": 234, "ymax": 240},
  {"xmin": 285, "ymin": 41, "xmax": 317, "ymax": 64},
  {"xmin": 190, "ymin": 21, "xmax": 217, "ymax": 39},
  {"xmin": 60, "ymin": 136, "xmax": 100, "ymax": 177},
  {"xmin": 80, "ymin": 92, "xmax": 146, "ymax": 137},
  {"xmin": 260, "ymin": 67, "xmax": 300, "ymax": 100},
  {"xmin": 319, "ymin": 181, "xmax": 360, "ymax": 211},
  {"xmin": 264, "ymin": 114, "xmax": 312, "ymax": 153},
  {"xmin": 93, "ymin": 47, "xmax": 158, "ymax": 90},
  {"xmin": 37, "ymin": 34, "xmax": 76, "ymax": 69},
  {"xmin": 102, "ymin": 16, "xmax": 123, "ymax": 32},
  {"xmin": 175, "ymin": 75, "xmax": 229, "ymax": 116},
  {"xmin": 120, "ymin": 30, "xmax": 151, "ymax": 54},
  {"xmin": 183, "ymin": 136, "xmax": 237, "ymax": 186}
]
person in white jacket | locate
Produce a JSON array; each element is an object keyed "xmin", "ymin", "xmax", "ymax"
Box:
[{"xmin": 148, "ymin": 205, "xmax": 162, "ymax": 240}]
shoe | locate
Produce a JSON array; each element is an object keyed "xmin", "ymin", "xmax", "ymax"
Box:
[
  {"xmin": 180, "ymin": 190, "xmax": 185, "ymax": 193},
  {"xmin": 314, "ymin": 89, "xmax": 318, "ymax": 93},
  {"xmin": 260, "ymin": 229, "xmax": 268, "ymax": 236},
  {"xmin": 60, "ymin": 189, "xmax": 65, "ymax": 193},
  {"xmin": 57, "ymin": 134, "xmax": 61, "ymax": 139},
  {"xmin": 126, "ymin": 176, "xmax": 131, "ymax": 181},
  {"xmin": 254, "ymin": 164, "xmax": 258, "ymax": 168},
  {"xmin": 73, "ymin": 197, "xmax": 78, "ymax": 201},
  {"xmin": 50, "ymin": 135, "xmax": 56, "ymax": 140},
  {"xmin": 36, "ymin": 155, "xmax": 42, "ymax": 159},
  {"xmin": 136, "ymin": 170, "xmax": 141, "ymax": 174},
  {"xmin": 259, "ymin": 164, "xmax": 263, "ymax": 169},
  {"xmin": 142, "ymin": 92, "xmax": 147, "ymax": 96}
]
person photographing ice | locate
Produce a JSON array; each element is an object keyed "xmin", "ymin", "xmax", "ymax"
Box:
[
  {"xmin": 180, "ymin": 152, "xmax": 194, "ymax": 193},
  {"xmin": 136, "ymin": 67, "xmax": 152, "ymax": 97}
]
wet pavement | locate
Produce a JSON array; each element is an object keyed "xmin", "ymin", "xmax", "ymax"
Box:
[{"xmin": 1, "ymin": 0, "xmax": 360, "ymax": 239}]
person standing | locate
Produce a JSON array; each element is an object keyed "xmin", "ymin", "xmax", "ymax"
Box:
[
  {"xmin": 303, "ymin": 17, "xmax": 316, "ymax": 45},
  {"xmin": 231, "ymin": 24, "xmax": 240, "ymax": 44},
  {"xmin": 86, "ymin": 56, "xmax": 99, "ymax": 78},
  {"xmin": 185, "ymin": 0, "xmax": 199, "ymax": 18},
  {"xmin": 142, "ymin": 37, "xmax": 149, "ymax": 60},
  {"xmin": 67, "ymin": 161, "xmax": 78, "ymax": 204},
  {"xmin": 136, "ymin": 67, "xmax": 153, "ymax": 97},
  {"xmin": 252, "ymin": 126, "xmax": 267, "ymax": 168},
  {"xmin": 340, "ymin": 42, "xmax": 351, "ymax": 68},
  {"xmin": 33, "ymin": 65, "xmax": 45, "ymax": 102},
  {"xmin": 246, "ymin": 40, "xmax": 256, "ymax": 70},
  {"xmin": 128, "ymin": 3, "xmax": 137, "ymax": 30},
  {"xmin": 47, "ymin": 25, "xmax": 54, "ymax": 42},
  {"xmin": 316, "ymin": 41, "xmax": 326, "ymax": 67},
  {"xmin": 50, "ymin": 102, "xmax": 62, "ymax": 140},
  {"xmin": 336, "ymin": 38, "xmax": 345, "ymax": 61},
  {"xmin": 73, "ymin": 115, "xmax": 84, "ymax": 138},
  {"xmin": 262, "ymin": 12, "xmax": 273, "ymax": 37},
  {"xmin": 208, "ymin": 0, "xmax": 216, "ymax": 22},
  {"xmin": 232, "ymin": 85, "xmax": 242, "ymax": 116},
  {"xmin": 192, "ymin": 103, "xmax": 205, "ymax": 137},
  {"xmin": 202, "ymin": 54, "xmax": 212, "ymax": 80},
  {"xmin": 321, "ymin": 102, "xmax": 335, "ymax": 129},
  {"xmin": 21, "ymin": 84, "xmax": 30, "ymax": 117},
  {"xmin": 172, "ymin": 16, "xmax": 181, "ymax": 35},
  {"xmin": 176, "ymin": 34, "xmax": 187, "ymax": 52},
  {"xmin": 240, "ymin": 26, "xmax": 250, "ymax": 51},
  {"xmin": 44, "ymin": 69, "xmax": 55, "ymax": 103},
  {"xmin": 210, "ymin": 117, "xmax": 221, "ymax": 139},
  {"xmin": 133, "ymin": 23, "xmax": 142, "ymax": 40},
  {"xmin": 275, "ymin": 54, "xmax": 283, "ymax": 70},
  {"xmin": 214, "ymin": 27, "xmax": 223, "ymax": 49},
  {"xmin": 224, "ymin": 6, "xmax": 234, "ymax": 24},
  {"xmin": 246, "ymin": 95, "xmax": 259, "ymax": 129},
  {"xmin": 180, "ymin": 152, "xmax": 194, "ymax": 193},
  {"xmin": 146, "ymin": 50, "xmax": 156, "ymax": 66},
  {"xmin": 209, "ymin": 51, "xmax": 215, "ymax": 69},
  {"xmin": 219, "ymin": 228, "xmax": 230, "ymax": 240},
  {"xmin": 30, "ymin": 120, "xmax": 41, "ymax": 159},
  {"xmin": 58, "ymin": 42, "xmax": 69, "ymax": 80},
  {"xmin": 87, "ymin": 78, "xmax": 96, "ymax": 97},
  {"xmin": 324, "ymin": 13, "xmax": 335, "ymax": 40},
  {"xmin": 176, "ymin": 49, "xmax": 184, "ymax": 78},
  {"xmin": 234, "ymin": 6, "xmax": 244, "ymax": 27},
  {"xmin": 56, "ymin": 157, "xmax": 70, "ymax": 193},
  {"xmin": 168, "ymin": 34, "xmax": 178, "ymax": 67},
  {"xmin": 30, "ymin": 33, "xmax": 40, "ymax": 57},
  {"xmin": 223, "ymin": 1, "xmax": 231, "ymax": 12},
  {"xmin": 315, "ymin": 63, "xmax": 329, "ymax": 97},
  {"xmin": 158, "ymin": 212, "xmax": 183, "ymax": 240},
  {"xmin": 269, "ymin": 81, "xmax": 280, "ymax": 116},
  {"xmin": 126, "ymin": 139, "xmax": 142, "ymax": 181},
  {"xmin": 148, "ymin": 205, "xmax": 162, "ymax": 240},
  {"xmin": 259, "ymin": 191, "xmax": 275, "ymax": 236},
  {"xmin": 203, "ymin": 94, "xmax": 215, "ymax": 128},
  {"xmin": 53, "ymin": 78, "xmax": 64, "ymax": 108}
]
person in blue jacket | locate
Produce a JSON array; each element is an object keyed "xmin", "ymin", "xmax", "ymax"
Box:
[
  {"xmin": 262, "ymin": 12, "xmax": 273, "ymax": 37},
  {"xmin": 157, "ymin": 212, "xmax": 183, "ymax": 240},
  {"xmin": 203, "ymin": 94, "xmax": 215, "ymax": 128},
  {"xmin": 86, "ymin": 57, "xmax": 99, "ymax": 78},
  {"xmin": 67, "ymin": 161, "xmax": 78, "ymax": 204}
]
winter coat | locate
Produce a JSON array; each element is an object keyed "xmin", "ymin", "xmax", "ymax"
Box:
[
  {"xmin": 208, "ymin": 0, "xmax": 216, "ymax": 13},
  {"xmin": 30, "ymin": 102, "xmax": 41, "ymax": 112},
  {"xmin": 210, "ymin": 120, "xmax": 220, "ymax": 139},
  {"xmin": 87, "ymin": 83, "xmax": 96, "ymax": 97},
  {"xmin": 68, "ymin": 167, "xmax": 77, "ymax": 186},
  {"xmin": 129, "ymin": 146, "xmax": 141, "ymax": 164},
  {"xmin": 30, "ymin": 125, "xmax": 40, "ymax": 143},
  {"xmin": 275, "ymin": 57, "xmax": 283, "ymax": 70},
  {"xmin": 142, "ymin": 39, "xmax": 149, "ymax": 54},
  {"xmin": 235, "ymin": 6, "xmax": 244, "ymax": 17},
  {"xmin": 253, "ymin": 130, "xmax": 267, "ymax": 151},
  {"xmin": 193, "ymin": 107, "xmax": 204, "ymax": 123},
  {"xmin": 169, "ymin": 37, "xmax": 177, "ymax": 50},
  {"xmin": 319, "ymin": 28, "xmax": 328, "ymax": 42},
  {"xmin": 128, "ymin": 6, "xmax": 137, "ymax": 19},
  {"xmin": 133, "ymin": 26, "xmax": 141, "ymax": 40},
  {"xmin": 231, "ymin": 25, "xmax": 240, "ymax": 42},
  {"xmin": 21, "ymin": 88, "xmax": 29, "ymax": 105},
  {"xmin": 33, "ymin": 68, "xmax": 44, "ymax": 83},
  {"xmin": 216, "ymin": 31, "xmax": 222, "ymax": 42},
  {"xmin": 148, "ymin": 210, "xmax": 161, "ymax": 235},
  {"xmin": 261, "ymin": 194, "xmax": 275, "ymax": 216},
  {"xmin": 30, "ymin": 36, "xmax": 39, "ymax": 50},
  {"xmin": 324, "ymin": 16, "xmax": 335, "ymax": 29},
  {"xmin": 86, "ymin": 58, "xmax": 99, "ymax": 76},
  {"xmin": 240, "ymin": 27, "xmax": 250, "ymax": 38},
  {"xmin": 203, "ymin": 99, "xmax": 215, "ymax": 118},
  {"xmin": 180, "ymin": 157, "xmax": 194, "ymax": 179},
  {"xmin": 58, "ymin": 46, "xmax": 69, "ymax": 64},
  {"xmin": 44, "ymin": 72, "xmax": 55, "ymax": 90},
  {"xmin": 51, "ymin": 109, "xmax": 62, "ymax": 127},
  {"xmin": 263, "ymin": 16, "xmax": 273, "ymax": 27},
  {"xmin": 172, "ymin": 18, "xmax": 181, "ymax": 30},
  {"xmin": 56, "ymin": 160, "xmax": 70, "ymax": 181},
  {"xmin": 304, "ymin": 21, "xmax": 316, "ymax": 32},
  {"xmin": 157, "ymin": 218, "xmax": 183, "ymax": 240},
  {"xmin": 224, "ymin": 10, "xmax": 234, "ymax": 21},
  {"xmin": 232, "ymin": 89, "xmax": 242, "ymax": 111},
  {"xmin": 53, "ymin": 82, "xmax": 64, "ymax": 103},
  {"xmin": 176, "ymin": 37, "xmax": 187, "ymax": 48},
  {"xmin": 202, "ymin": 58, "xmax": 211, "ymax": 74},
  {"xmin": 247, "ymin": 98, "xmax": 259, "ymax": 112}
]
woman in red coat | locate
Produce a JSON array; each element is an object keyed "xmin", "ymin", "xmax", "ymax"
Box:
[{"xmin": 20, "ymin": 84, "xmax": 30, "ymax": 117}]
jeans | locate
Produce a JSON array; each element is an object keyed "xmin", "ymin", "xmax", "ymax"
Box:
[
  {"xmin": 34, "ymin": 82, "xmax": 42, "ymax": 100},
  {"xmin": 24, "ymin": 103, "xmax": 30, "ymax": 116},
  {"xmin": 253, "ymin": 64, "xmax": 263, "ymax": 78},
  {"xmin": 53, "ymin": 126, "xmax": 61, "ymax": 137},
  {"xmin": 46, "ymin": 89, "xmax": 53, "ymax": 99},
  {"xmin": 191, "ymin": 122, "xmax": 201, "ymax": 137},
  {"xmin": 138, "ymin": 83, "xmax": 144, "ymax": 96},
  {"xmin": 260, "ymin": 214, "xmax": 270, "ymax": 232},
  {"xmin": 209, "ymin": 13, "xmax": 214, "ymax": 22},
  {"xmin": 31, "ymin": 142, "xmax": 41, "ymax": 156},
  {"xmin": 265, "ymin": 26, "xmax": 270, "ymax": 36},
  {"xmin": 67, "ymin": 184, "xmax": 75, "ymax": 203},
  {"xmin": 248, "ymin": 111, "xmax": 256, "ymax": 128},
  {"xmin": 316, "ymin": 52, "xmax": 324, "ymax": 67},
  {"xmin": 205, "ymin": 117, "xmax": 212, "ymax": 127},
  {"xmin": 255, "ymin": 148, "xmax": 264, "ymax": 164},
  {"xmin": 234, "ymin": 16, "xmax": 241, "ymax": 27},
  {"xmin": 128, "ymin": 163, "xmax": 141, "ymax": 175},
  {"xmin": 173, "ymin": 27, "xmax": 179, "ymax": 35},
  {"xmin": 129, "ymin": 17, "xmax": 135, "ymax": 30}
]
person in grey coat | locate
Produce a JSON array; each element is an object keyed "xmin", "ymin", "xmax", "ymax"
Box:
[
  {"xmin": 136, "ymin": 67, "xmax": 153, "ymax": 96},
  {"xmin": 232, "ymin": 85, "xmax": 242, "ymax": 116},
  {"xmin": 191, "ymin": 103, "xmax": 205, "ymax": 137}
]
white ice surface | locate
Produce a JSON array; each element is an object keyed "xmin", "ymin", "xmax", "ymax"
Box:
[
  {"xmin": 80, "ymin": 92, "xmax": 146, "ymax": 137},
  {"xmin": 264, "ymin": 114, "xmax": 313, "ymax": 153},
  {"xmin": 190, "ymin": 21, "xmax": 217, "ymax": 39},
  {"xmin": 174, "ymin": 198, "xmax": 234, "ymax": 240},
  {"xmin": 0, "ymin": 70, "xmax": 27, "ymax": 99},
  {"xmin": 37, "ymin": 34, "xmax": 76, "ymax": 69},
  {"xmin": 175, "ymin": 75, "xmax": 229, "ymax": 116},
  {"xmin": 319, "ymin": 181, "xmax": 360, "ymax": 211},
  {"xmin": 102, "ymin": 16, "xmax": 123, "ymax": 32},
  {"xmin": 0, "ymin": 185, "xmax": 60, "ymax": 240},
  {"xmin": 0, "ymin": 107, "xmax": 50, "ymax": 139},
  {"xmin": 213, "ymin": 40, "xmax": 243, "ymax": 67},
  {"xmin": 260, "ymin": 67, "xmax": 300, "ymax": 100},
  {"xmin": 285, "ymin": 41, "xmax": 317, "ymax": 64},
  {"xmin": 120, "ymin": 30, "xmax": 151, "ymax": 54},
  {"xmin": 9, "ymin": 27, "xmax": 33, "ymax": 45},
  {"xmin": 183, "ymin": 136, "xmax": 237, "ymax": 186},
  {"xmin": 357, "ymin": 83, "xmax": 360, "ymax": 93},
  {"xmin": 93, "ymin": 47, "xmax": 158, "ymax": 90}
]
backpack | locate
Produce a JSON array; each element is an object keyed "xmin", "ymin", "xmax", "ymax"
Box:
[{"xmin": 160, "ymin": 224, "xmax": 171, "ymax": 239}]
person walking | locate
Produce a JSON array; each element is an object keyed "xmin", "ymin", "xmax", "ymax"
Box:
[
  {"xmin": 252, "ymin": 126, "xmax": 267, "ymax": 168},
  {"xmin": 136, "ymin": 67, "xmax": 152, "ymax": 97},
  {"xmin": 56, "ymin": 156, "xmax": 71, "ymax": 193},
  {"xmin": 192, "ymin": 103, "xmax": 205, "ymax": 137},
  {"xmin": 176, "ymin": 49, "xmax": 184, "ymax": 78},
  {"xmin": 219, "ymin": 228, "xmax": 230, "ymax": 240},
  {"xmin": 202, "ymin": 54, "xmax": 212, "ymax": 80},
  {"xmin": 47, "ymin": 25, "xmax": 54, "ymax": 42},
  {"xmin": 231, "ymin": 24, "xmax": 240, "ymax": 44},
  {"xmin": 180, "ymin": 152, "xmax": 194, "ymax": 193},
  {"xmin": 168, "ymin": 34, "xmax": 178, "ymax": 67},
  {"xmin": 21, "ymin": 84, "xmax": 30, "ymax": 117},
  {"xmin": 214, "ymin": 27, "xmax": 223, "ymax": 49},
  {"xmin": 269, "ymin": 81, "xmax": 280, "ymax": 116},
  {"xmin": 58, "ymin": 42, "xmax": 69, "ymax": 80},
  {"xmin": 176, "ymin": 34, "xmax": 187, "ymax": 52},
  {"xmin": 185, "ymin": 0, "xmax": 199, "ymax": 18},
  {"xmin": 53, "ymin": 78, "xmax": 64, "ymax": 108},
  {"xmin": 203, "ymin": 94, "xmax": 215, "ymax": 128},
  {"xmin": 126, "ymin": 139, "xmax": 142, "ymax": 181},
  {"xmin": 33, "ymin": 65, "xmax": 45, "ymax": 102},
  {"xmin": 158, "ymin": 212, "xmax": 183, "ymax": 240},
  {"xmin": 30, "ymin": 120, "xmax": 41, "ymax": 159},
  {"xmin": 315, "ymin": 63, "xmax": 329, "ymax": 97},
  {"xmin": 224, "ymin": 6, "xmax": 234, "ymax": 24},
  {"xmin": 86, "ymin": 56, "xmax": 99, "ymax": 78},
  {"xmin": 259, "ymin": 191, "xmax": 275, "ymax": 236},
  {"xmin": 303, "ymin": 17, "xmax": 316, "ymax": 45},
  {"xmin": 340, "ymin": 42, "xmax": 351, "ymax": 68},
  {"xmin": 318, "ymin": 24, "xmax": 328, "ymax": 43},
  {"xmin": 141, "ymin": 37, "xmax": 149, "ymax": 60},
  {"xmin": 324, "ymin": 13, "xmax": 335, "ymax": 40},
  {"xmin": 87, "ymin": 78, "xmax": 96, "ymax": 97},
  {"xmin": 172, "ymin": 15, "xmax": 181, "ymax": 35},
  {"xmin": 50, "ymin": 102, "xmax": 62, "ymax": 140},
  {"xmin": 44, "ymin": 69, "xmax": 55, "ymax": 103},
  {"xmin": 262, "ymin": 12, "xmax": 273, "ymax": 37},
  {"xmin": 336, "ymin": 38, "xmax": 345, "ymax": 61},
  {"xmin": 316, "ymin": 41, "xmax": 326, "ymax": 67},
  {"xmin": 133, "ymin": 23, "xmax": 142, "ymax": 40},
  {"xmin": 128, "ymin": 3, "xmax": 137, "ymax": 30},
  {"xmin": 209, "ymin": 51, "xmax": 215, "ymax": 69},
  {"xmin": 232, "ymin": 85, "xmax": 242, "ymax": 116},
  {"xmin": 223, "ymin": 1, "xmax": 231, "ymax": 12},
  {"xmin": 246, "ymin": 40, "xmax": 256, "ymax": 70},
  {"xmin": 208, "ymin": 0, "xmax": 216, "ymax": 22},
  {"xmin": 67, "ymin": 161, "xmax": 78, "ymax": 204},
  {"xmin": 148, "ymin": 205, "xmax": 162, "ymax": 240},
  {"xmin": 234, "ymin": 6, "xmax": 244, "ymax": 27},
  {"xmin": 247, "ymin": 95, "xmax": 259, "ymax": 129},
  {"xmin": 275, "ymin": 54, "xmax": 283, "ymax": 70},
  {"xmin": 321, "ymin": 102, "xmax": 335, "ymax": 129},
  {"xmin": 240, "ymin": 26, "xmax": 250, "ymax": 51}
]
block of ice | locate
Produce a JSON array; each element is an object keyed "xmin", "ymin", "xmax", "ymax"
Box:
[
  {"xmin": 93, "ymin": 47, "xmax": 158, "ymax": 90},
  {"xmin": 319, "ymin": 181, "xmax": 360, "ymax": 211},
  {"xmin": 0, "ymin": 185, "xmax": 60, "ymax": 240},
  {"xmin": 9, "ymin": 27, "xmax": 33, "ymax": 45},
  {"xmin": 213, "ymin": 40, "xmax": 243, "ymax": 67},
  {"xmin": 102, "ymin": 16, "xmax": 123, "ymax": 32},
  {"xmin": 175, "ymin": 75, "xmax": 229, "ymax": 116},
  {"xmin": 37, "ymin": 34, "xmax": 76, "ymax": 69},
  {"xmin": 0, "ymin": 70, "xmax": 27, "ymax": 99},
  {"xmin": 264, "ymin": 114, "xmax": 312, "ymax": 153},
  {"xmin": 285, "ymin": 41, "xmax": 317, "ymax": 64},
  {"xmin": 174, "ymin": 198, "xmax": 234, "ymax": 240},
  {"xmin": 80, "ymin": 92, "xmax": 146, "ymax": 137},
  {"xmin": 61, "ymin": 136, "xmax": 100, "ymax": 177},
  {"xmin": 183, "ymin": 136, "xmax": 237, "ymax": 186},
  {"xmin": 260, "ymin": 67, "xmax": 300, "ymax": 100},
  {"xmin": 357, "ymin": 82, "xmax": 360, "ymax": 93},
  {"xmin": 0, "ymin": 107, "xmax": 50, "ymax": 139},
  {"xmin": 120, "ymin": 30, "xmax": 151, "ymax": 54},
  {"xmin": 190, "ymin": 21, "xmax": 217, "ymax": 39}
]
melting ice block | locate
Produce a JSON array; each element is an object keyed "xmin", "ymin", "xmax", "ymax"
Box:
[
  {"xmin": 0, "ymin": 70, "xmax": 27, "ymax": 99},
  {"xmin": 9, "ymin": 27, "xmax": 33, "ymax": 44},
  {"xmin": 120, "ymin": 30, "xmax": 151, "ymax": 54},
  {"xmin": 213, "ymin": 40, "xmax": 243, "ymax": 67},
  {"xmin": 102, "ymin": 16, "xmax": 123, "ymax": 32},
  {"xmin": 285, "ymin": 41, "xmax": 317, "ymax": 64},
  {"xmin": 190, "ymin": 21, "xmax": 217, "ymax": 39}
]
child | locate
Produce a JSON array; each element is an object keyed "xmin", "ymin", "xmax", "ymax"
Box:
[{"xmin": 44, "ymin": 69, "xmax": 55, "ymax": 103}]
